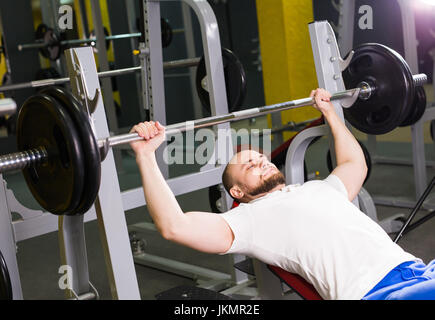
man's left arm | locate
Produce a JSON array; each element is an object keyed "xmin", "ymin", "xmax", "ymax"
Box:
[{"xmin": 311, "ymin": 89, "xmax": 368, "ymax": 201}]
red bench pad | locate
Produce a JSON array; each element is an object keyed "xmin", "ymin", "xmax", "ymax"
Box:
[{"xmin": 267, "ymin": 265, "xmax": 323, "ymax": 300}]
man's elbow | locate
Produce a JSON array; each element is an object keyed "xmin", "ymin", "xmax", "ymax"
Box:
[
  {"xmin": 160, "ymin": 219, "xmax": 185, "ymax": 242},
  {"xmin": 157, "ymin": 214, "xmax": 185, "ymax": 241},
  {"xmin": 161, "ymin": 228, "xmax": 176, "ymax": 241}
]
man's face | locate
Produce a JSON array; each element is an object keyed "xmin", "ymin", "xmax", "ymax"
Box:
[{"xmin": 228, "ymin": 150, "xmax": 285, "ymax": 202}]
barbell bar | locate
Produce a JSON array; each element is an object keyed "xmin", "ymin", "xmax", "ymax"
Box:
[
  {"xmin": 101, "ymin": 73, "xmax": 427, "ymax": 149},
  {"xmin": 18, "ymin": 28, "xmax": 184, "ymax": 52},
  {"xmin": 17, "ymin": 32, "xmax": 141, "ymax": 51},
  {"xmin": 0, "ymin": 73, "xmax": 426, "ymax": 175},
  {"xmin": 0, "ymin": 57, "xmax": 201, "ymax": 93}
]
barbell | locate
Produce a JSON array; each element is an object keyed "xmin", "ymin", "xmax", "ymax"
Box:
[{"xmin": 0, "ymin": 43, "xmax": 428, "ymax": 216}]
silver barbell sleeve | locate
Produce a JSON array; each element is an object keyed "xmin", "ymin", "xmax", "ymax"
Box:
[{"xmin": 0, "ymin": 148, "xmax": 48, "ymax": 174}]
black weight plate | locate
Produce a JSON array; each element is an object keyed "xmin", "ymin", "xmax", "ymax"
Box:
[
  {"xmin": 343, "ymin": 43, "xmax": 414, "ymax": 135},
  {"xmin": 399, "ymin": 86, "xmax": 427, "ymax": 127},
  {"xmin": 38, "ymin": 27, "xmax": 61, "ymax": 61},
  {"xmin": 41, "ymin": 87, "xmax": 101, "ymax": 215},
  {"xmin": 326, "ymin": 140, "xmax": 372, "ymax": 184},
  {"xmin": 0, "ymin": 250, "xmax": 12, "ymax": 300},
  {"xmin": 35, "ymin": 24, "xmax": 61, "ymax": 61},
  {"xmin": 17, "ymin": 94, "xmax": 85, "ymax": 215},
  {"xmin": 35, "ymin": 23, "xmax": 48, "ymax": 40},
  {"xmin": 161, "ymin": 18, "xmax": 173, "ymax": 48},
  {"xmin": 196, "ymin": 48, "xmax": 247, "ymax": 114}
]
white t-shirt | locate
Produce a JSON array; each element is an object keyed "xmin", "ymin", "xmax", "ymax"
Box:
[{"xmin": 220, "ymin": 174, "xmax": 418, "ymax": 300}]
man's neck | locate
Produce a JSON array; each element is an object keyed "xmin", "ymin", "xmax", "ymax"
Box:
[{"xmin": 246, "ymin": 183, "xmax": 286, "ymax": 203}]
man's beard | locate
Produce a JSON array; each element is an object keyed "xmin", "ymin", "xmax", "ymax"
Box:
[{"xmin": 245, "ymin": 171, "xmax": 286, "ymax": 198}]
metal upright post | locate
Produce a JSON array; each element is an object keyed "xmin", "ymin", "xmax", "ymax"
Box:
[
  {"xmin": 125, "ymin": 0, "xmax": 145, "ymax": 121},
  {"xmin": 181, "ymin": 2, "xmax": 203, "ymax": 120},
  {"xmin": 397, "ymin": 0, "xmax": 426, "ymax": 199},
  {"xmin": 65, "ymin": 46, "xmax": 140, "ymax": 300},
  {"xmin": 397, "ymin": 0, "xmax": 419, "ymax": 74},
  {"xmin": 0, "ymin": 179, "xmax": 23, "ymax": 299},
  {"xmin": 140, "ymin": 0, "xmax": 169, "ymax": 178},
  {"xmin": 309, "ymin": 21, "xmax": 348, "ymax": 169},
  {"xmin": 58, "ymin": 215, "xmax": 92, "ymax": 299},
  {"xmin": 334, "ymin": 0, "xmax": 356, "ymax": 64},
  {"xmin": 90, "ymin": 0, "xmax": 124, "ymax": 173}
]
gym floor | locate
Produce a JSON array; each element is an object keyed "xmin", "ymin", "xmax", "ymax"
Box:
[{"xmin": 6, "ymin": 86, "xmax": 435, "ymax": 300}]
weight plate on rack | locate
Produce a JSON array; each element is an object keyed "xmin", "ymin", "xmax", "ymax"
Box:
[
  {"xmin": 399, "ymin": 86, "xmax": 427, "ymax": 127},
  {"xmin": 161, "ymin": 18, "xmax": 173, "ymax": 48},
  {"xmin": 35, "ymin": 24, "xmax": 61, "ymax": 61},
  {"xmin": 41, "ymin": 87, "xmax": 101, "ymax": 215},
  {"xmin": 342, "ymin": 43, "xmax": 415, "ymax": 135},
  {"xmin": 17, "ymin": 94, "xmax": 85, "ymax": 215},
  {"xmin": 0, "ymin": 250, "xmax": 12, "ymax": 300},
  {"xmin": 196, "ymin": 48, "xmax": 247, "ymax": 114}
]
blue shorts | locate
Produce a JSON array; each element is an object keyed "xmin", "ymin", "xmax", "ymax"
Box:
[{"xmin": 362, "ymin": 260, "xmax": 435, "ymax": 300}]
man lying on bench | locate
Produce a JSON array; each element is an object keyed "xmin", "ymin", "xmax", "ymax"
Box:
[{"xmin": 130, "ymin": 89, "xmax": 435, "ymax": 300}]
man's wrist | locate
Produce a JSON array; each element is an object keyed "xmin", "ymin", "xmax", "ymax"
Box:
[
  {"xmin": 321, "ymin": 105, "xmax": 338, "ymax": 120},
  {"xmin": 136, "ymin": 152, "xmax": 158, "ymax": 167}
]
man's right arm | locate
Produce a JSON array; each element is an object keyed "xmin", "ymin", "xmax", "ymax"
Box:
[
  {"xmin": 132, "ymin": 122, "xmax": 234, "ymax": 254},
  {"xmin": 311, "ymin": 89, "xmax": 367, "ymax": 201}
]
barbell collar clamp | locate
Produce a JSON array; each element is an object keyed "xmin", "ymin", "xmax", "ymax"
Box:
[{"xmin": 357, "ymin": 81, "xmax": 373, "ymax": 101}]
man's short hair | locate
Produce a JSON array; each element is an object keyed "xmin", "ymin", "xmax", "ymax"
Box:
[{"xmin": 222, "ymin": 163, "xmax": 235, "ymax": 200}]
